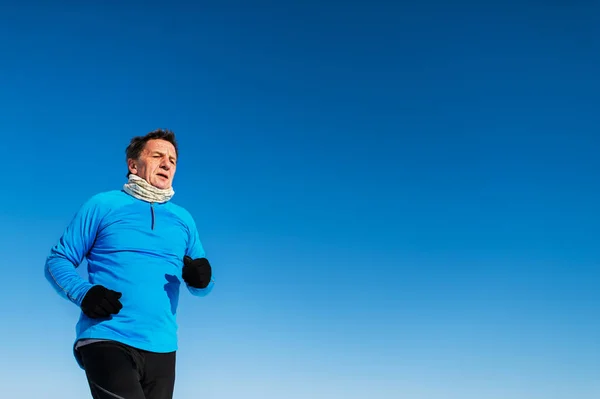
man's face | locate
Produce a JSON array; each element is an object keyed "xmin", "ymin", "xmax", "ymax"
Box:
[{"xmin": 128, "ymin": 139, "xmax": 177, "ymax": 189}]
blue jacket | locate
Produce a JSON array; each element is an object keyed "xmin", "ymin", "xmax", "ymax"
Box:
[{"xmin": 44, "ymin": 189, "xmax": 214, "ymax": 366}]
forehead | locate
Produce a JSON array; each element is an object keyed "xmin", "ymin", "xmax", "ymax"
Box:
[{"xmin": 143, "ymin": 139, "xmax": 176, "ymax": 156}]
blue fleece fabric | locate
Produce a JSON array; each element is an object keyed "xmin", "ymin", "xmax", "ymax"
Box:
[{"xmin": 44, "ymin": 190, "xmax": 214, "ymax": 366}]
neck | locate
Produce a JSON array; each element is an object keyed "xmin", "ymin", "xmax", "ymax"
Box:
[{"xmin": 122, "ymin": 174, "xmax": 175, "ymax": 203}]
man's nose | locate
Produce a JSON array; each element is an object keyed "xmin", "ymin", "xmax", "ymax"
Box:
[{"xmin": 160, "ymin": 159, "xmax": 171, "ymax": 170}]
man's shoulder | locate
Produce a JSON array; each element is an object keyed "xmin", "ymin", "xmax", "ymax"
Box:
[{"xmin": 83, "ymin": 190, "xmax": 131, "ymax": 209}]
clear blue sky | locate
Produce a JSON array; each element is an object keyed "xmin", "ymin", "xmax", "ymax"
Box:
[{"xmin": 1, "ymin": 1, "xmax": 599, "ymax": 398}]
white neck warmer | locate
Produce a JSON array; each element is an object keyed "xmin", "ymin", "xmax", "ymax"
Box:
[{"xmin": 123, "ymin": 174, "xmax": 174, "ymax": 203}]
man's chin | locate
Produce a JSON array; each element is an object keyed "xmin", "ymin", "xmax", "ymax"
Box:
[{"xmin": 151, "ymin": 181, "xmax": 172, "ymax": 190}]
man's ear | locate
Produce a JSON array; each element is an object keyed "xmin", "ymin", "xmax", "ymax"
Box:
[{"xmin": 127, "ymin": 158, "xmax": 138, "ymax": 175}]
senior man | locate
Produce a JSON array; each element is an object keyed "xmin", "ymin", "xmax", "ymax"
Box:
[{"xmin": 45, "ymin": 129, "xmax": 214, "ymax": 399}]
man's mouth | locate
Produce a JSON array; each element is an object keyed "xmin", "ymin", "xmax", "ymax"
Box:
[{"xmin": 157, "ymin": 173, "xmax": 168, "ymax": 179}]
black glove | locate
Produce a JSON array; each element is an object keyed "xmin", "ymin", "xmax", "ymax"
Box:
[
  {"xmin": 183, "ymin": 256, "xmax": 212, "ymax": 289},
  {"xmin": 81, "ymin": 285, "xmax": 123, "ymax": 319}
]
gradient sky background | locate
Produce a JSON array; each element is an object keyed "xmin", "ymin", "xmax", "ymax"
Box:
[{"xmin": 1, "ymin": 1, "xmax": 599, "ymax": 398}]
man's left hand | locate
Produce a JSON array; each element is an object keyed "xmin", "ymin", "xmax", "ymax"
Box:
[{"xmin": 182, "ymin": 256, "xmax": 212, "ymax": 288}]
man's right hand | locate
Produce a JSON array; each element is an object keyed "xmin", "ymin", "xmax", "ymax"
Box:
[{"xmin": 80, "ymin": 285, "xmax": 123, "ymax": 319}]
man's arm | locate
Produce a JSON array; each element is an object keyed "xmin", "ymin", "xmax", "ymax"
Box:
[
  {"xmin": 184, "ymin": 216, "xmax": 215, "ymax": 297},
  {"xmin": 44, "ymin": 195, "xmax": 104, "ymax": 307}
]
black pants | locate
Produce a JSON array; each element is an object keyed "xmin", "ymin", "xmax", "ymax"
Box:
[{"xmin": 78, "ymin": 341, "xmax": 176, "ymax": 399}]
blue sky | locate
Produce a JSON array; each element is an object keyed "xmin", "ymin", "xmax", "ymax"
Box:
[{"xmin": 1, "ymin": 1, "xmax": 599, "ymax": 398}]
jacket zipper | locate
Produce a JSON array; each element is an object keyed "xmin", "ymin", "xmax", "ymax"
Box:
[{"xmin": 151, "ymin": 202, "xmax": 155, "ymax": 230}]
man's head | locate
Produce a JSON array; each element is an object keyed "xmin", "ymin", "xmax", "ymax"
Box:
[{"xmin": 126, "ymin": 129, "xmax": 179, "ymax": 190}]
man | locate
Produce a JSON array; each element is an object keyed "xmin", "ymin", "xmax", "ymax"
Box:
[{"xmin": 44, "ymin": 129, "xmax": 214, "ymax": 399}]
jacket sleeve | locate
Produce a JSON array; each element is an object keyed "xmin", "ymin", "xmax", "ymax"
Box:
[
  {"xmin": 185, "ymin": 215, "xmax": 215, "ymax": 297},
  {"xmin": 44, "ymin": 195, "xmax": 104, "ymax": 307}
]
